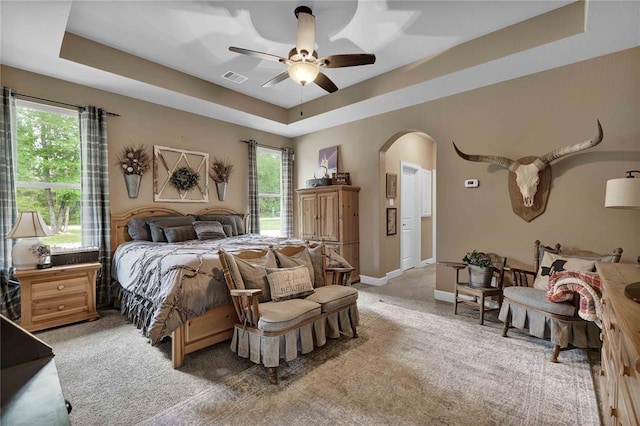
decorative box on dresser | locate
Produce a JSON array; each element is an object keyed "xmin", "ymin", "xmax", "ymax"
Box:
[
  {"xmin": 296, "ymin": 185, "xmax": 360, "ymax": 282},
  {"xmin": 15, "ymin": 262, "xmax": 101, "ymax": 332},
  {"xmin": 596, "ymin": 262, "xmax": 640, "ymax": 426}
]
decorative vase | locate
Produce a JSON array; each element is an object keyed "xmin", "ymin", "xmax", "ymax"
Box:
[
  {"xmin": 468, "ymin": 265, "xmax": 494, "ymax": 288},
  {"xmin": 216, "ymin": 182, "xmax": 227, "ymax": 201},
  {"xmin": 124, "ymin": 174, "xmax": 141, "ymax": 198}
]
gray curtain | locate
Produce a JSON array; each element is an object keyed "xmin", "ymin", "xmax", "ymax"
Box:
[
  {"xmin": 0, "ymin": 87, "xmax": 19, "ymax": 319},
  {"xmin": 247, "ymin": 139, "xmax": 260, "ymax": 234},
  {"xmin": 282, "ymin": 148, "xmax": 294, "ymax": 238},
  {"xmin": 79, "ymin": 106, "xmax": 112, "ymax": 306}
]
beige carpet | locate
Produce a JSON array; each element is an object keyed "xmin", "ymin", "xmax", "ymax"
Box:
[{"xmin": 141, "ymin": 302, "xmax": 599, "ymax": 426}]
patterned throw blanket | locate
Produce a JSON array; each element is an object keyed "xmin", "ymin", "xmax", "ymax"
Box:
[{"xmin": 546, "ymin": 270, "xmax": 602, "ymax": 324}]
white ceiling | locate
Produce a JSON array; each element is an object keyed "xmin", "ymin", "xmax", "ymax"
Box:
[{"xmin": 1, "ymin": 1, "xmax": 639, "ymax": 137}]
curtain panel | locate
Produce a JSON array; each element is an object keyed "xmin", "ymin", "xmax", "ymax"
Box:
[
  {"xmin": 79, "ymin": 106, "xmax": 112, "ymax": 306},
  {"xmin": 247, "ymin": 139, "xmax": 260, "ymax": 234},
  {"xmin": 0, "ymin": 87, "xmax": 19, "ymax": 319},
  {"xmin": 282, "ymin": 148, "xmax": 294, "ymax": 238}
]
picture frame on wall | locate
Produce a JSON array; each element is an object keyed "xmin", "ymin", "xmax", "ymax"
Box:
[
  {"xmin": 386, "ymin": 173, "xmax": 397, "ymax": 199},
  {"xmin": 318, "ymin": 145, "xmax": 339, "ymax": 177},
  {"xmin": 386, "ymin": 208, "xmax": 397, "ymax": 236}
]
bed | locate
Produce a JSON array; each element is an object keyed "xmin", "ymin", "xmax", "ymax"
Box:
[{"xmin": 110, "ymin": 206, "xmax": 303, "ymax": 368}]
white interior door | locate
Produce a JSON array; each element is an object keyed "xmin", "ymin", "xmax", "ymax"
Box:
[{"xmin": 401, "ymin": 162, "xmax": 420, "ymax": 270}]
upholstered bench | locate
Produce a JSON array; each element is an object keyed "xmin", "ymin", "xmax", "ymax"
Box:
[
  {"xmin": 219, "ymin": 244, "xmax": 359, "ymax": 384},
  {"xmin": 499, "ymin": 240, "xmax": 622, "ymax": 362}
]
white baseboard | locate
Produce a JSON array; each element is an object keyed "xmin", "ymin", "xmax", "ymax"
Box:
[
  {"xmin": 420, "ymin": 257, "xmax": 435, "ymax": 267},
  {"xmin": 360, "ymin": 268, "xmax": 403, "ymax": 286}
]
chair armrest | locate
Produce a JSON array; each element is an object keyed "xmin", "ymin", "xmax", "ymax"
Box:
[
  {"xmin": 325, "ymin": 267, "xmax": 354, "ymax": 286},
  {"xmin": 229, "ymin": 289, "xmax": 262, "ymax": 297},
  {"xmin": 509, "ymin": 267, "xmax": 536, "ymax": 287}
]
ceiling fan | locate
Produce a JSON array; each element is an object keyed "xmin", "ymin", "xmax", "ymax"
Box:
[{"xmin": 228, "ymin": 5, "xmax": 376, "ymax": 93}]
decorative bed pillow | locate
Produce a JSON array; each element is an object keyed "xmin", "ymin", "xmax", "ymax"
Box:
[
  {"xmin": 274, "ymin": 248, "xmax": 316, "ymax": 287},
  {"xmin": 222, "ymin": 224, "xmax": 234, "ymax": 238},
  {"xmin": 197, "ymin": 214, "xmax": 238, "ymax": 236},
  {"xmin": 127, "ymin": 217, "xmax": 151, "ymax": 241},
  {"xmin": 532, "ymin": 252, "xmax": 597, "ymax": 290},
  {"xmin": 326, "ymin": 248, "xmax": 351, "ymax": 269},
  {"xmin": 220, "ymin": 250, "xmax": 277, "ymax": 302},
  {"xmin": 231, "ymin": 214, "xmax": 246, "ymax": 235},
  {"xmin": 164, "ymin": 225, "xmax": 197, "ymax": 243},
  {"xmin": 146, "ymin": 216, "xmax": 196, "ymax": 242},
  {"xmin": 266, "ymin": 266, "xmax": 314, "ymax": 302},
  {"xmin": 192, "ymin": 221, "xmax": 226, "ymax": 240}
]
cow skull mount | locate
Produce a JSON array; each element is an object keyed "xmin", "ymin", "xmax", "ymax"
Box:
[{"xmin": 453, "ymin": 120, "xmax": 603, "ymax": 222}]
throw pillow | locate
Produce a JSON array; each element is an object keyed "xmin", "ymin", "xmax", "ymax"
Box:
[
  {"xmin": 307, "ymin": 244, "xmax": 326, "ymax": 287},
  {"xmin": 196, "ymin": 214, "xmax": 238, "ymax": 236},
  {"xmin": 146, "ymin": 215, "xmax": 196, "ymax": 242},
  {"xmin": 219, "ymin": 250, "xmax": 277, "ymax": 303},
  {"xmin": 532, "ymin": 252, "xmax": 597, "ymax": 290},
  {"xmin": 222, "ymin": 224, "xmax": 234, "ymax": 238},
  {"xmin": 192, "ymin": 221, "xmax": 226, "ymax": 240},
  {"xmin": 127, "ymin": 217, "xmax": 151, "ymax": 241},
  {"xmin": 266, "ymin": 265, "xmax": 314, "ymax": 302},
  {"xmin": 274, "ymin": 248, "xmax": 315, "ymax": 287},
  {"xmin": 164, "ymin": 225, "xmax": 197, "ymax": 243}
]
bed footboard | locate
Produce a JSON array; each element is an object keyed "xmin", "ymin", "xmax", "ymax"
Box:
[{"xmin": 170, "ymin": 303, "xmax": 238, "ymax": 368}]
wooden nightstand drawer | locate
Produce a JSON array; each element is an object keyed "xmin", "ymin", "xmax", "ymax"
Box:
[
  {"xmin": 15, "ymin": 262, "xmax": 101, "ymax": 332},
  {"xmin": 31, "ymin": 276, "xmax": 88, "ymax": 300},
  {"xmin": 32, "ymin": 293, "xmax": 88, "ymax": 322}
]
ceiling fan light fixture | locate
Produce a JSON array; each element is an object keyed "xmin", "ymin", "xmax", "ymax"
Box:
[{"xmin": 288, "ymin": 61, "xmax": 319, "ymax": 86}]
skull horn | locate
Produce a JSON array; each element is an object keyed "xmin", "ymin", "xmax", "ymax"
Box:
[
  {"xmin": 452, "ymin": 141, "xmax": 515, "ymax": 171},
  {"xmin": 539, "ymin": 120, "xmax": 603, "ymax": 164}
]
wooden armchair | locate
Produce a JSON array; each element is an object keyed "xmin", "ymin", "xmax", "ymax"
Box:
[
  {"xmin": 499, "ymin": 240, "xmax": 623, "ymax": 362},
  {"xmin": 219, "ymin": 243, "xmax": 359, "ymax": 384}
]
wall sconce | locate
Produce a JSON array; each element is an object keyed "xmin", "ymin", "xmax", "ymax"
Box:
[
  {"xmin": 6, "ymin": 211, "xmax": 53, "ymax": 270},
  {"xmin": 605, "ymin": 170, "xmax": 640, "ymax": 209}
]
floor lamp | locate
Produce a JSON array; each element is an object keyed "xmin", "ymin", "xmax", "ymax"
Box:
[{"xmin": 6, "ymin": 211, "xmax": 53, "ymax": 270}]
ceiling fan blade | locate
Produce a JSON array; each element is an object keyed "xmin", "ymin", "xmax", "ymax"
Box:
[
  {"xmin": 229, "ymin": 46, "xmax": 287, "ymax": 63},
  {"xmin": 318, "ymin": 54, "xmax": 376, "ymax": 68},
  {"xmin": 295, "ymin": 7, "xmax": 315, "ymax": 57},
  {"xmin": 262, "ymin": 72, "xmax": 290, "ymax": 88},
  {"xmin": 314, "ymin": 73, "xmax": 338, "ymax": 93}
]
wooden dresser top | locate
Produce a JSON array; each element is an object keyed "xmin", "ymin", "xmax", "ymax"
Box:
[{"xmin": 596, "ymin": 262, "xmax": 640, "ymax": 372}]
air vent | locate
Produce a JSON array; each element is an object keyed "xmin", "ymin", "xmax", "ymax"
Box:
[{"xmin": 222, "ymin": 71, "xmax": 248, "ymax": 84}]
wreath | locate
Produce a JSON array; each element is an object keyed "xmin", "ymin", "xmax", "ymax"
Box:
[{"xmin": 170, "ymin": 167, "xmax": 200, "ymax": 191}]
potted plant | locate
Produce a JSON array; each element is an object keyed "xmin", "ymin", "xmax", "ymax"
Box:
[
  {"xmin": 463, "ymin": 250, "xmax": 494, "ymax": 288},
  {"xmin": 209, "ymin": 158, "xmax": 233, "ymax": 201},
  {"xmin": 116, "ymin": 145, "xmax": 149, "ymax": 198}
]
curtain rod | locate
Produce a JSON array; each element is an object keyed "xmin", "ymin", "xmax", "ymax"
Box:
[
  {"xmin": 13, "ymin": 92, "xmax": 121, "ymax": 117},
  {"xmin": 239, "ymin": 139, "xmax": 292, "ymax": 152}
]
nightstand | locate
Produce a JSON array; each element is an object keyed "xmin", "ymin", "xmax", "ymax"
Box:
[{"xmin": 14, "ymin": 262, "xmax": 101, "ymax": 332}]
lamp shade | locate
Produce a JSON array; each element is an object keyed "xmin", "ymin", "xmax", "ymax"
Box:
[
  {"xmin": 6, "ymin": 211, "xmax": 53, "ymax": 239},
  {"xmin": 288, "ymin": 61, "xmax": 319, "ymax": 86},
  {"xmin": 605, "ymin": 177, "xmax": 640, "ymax": 209}
]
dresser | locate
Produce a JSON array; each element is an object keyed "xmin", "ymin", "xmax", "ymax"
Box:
[
  {"xmin": 15, "ymin": 262, "xmax": 101, "ymax": 332},
  {"xmin": 296, "ymin": 185, "xmax": 360, "ymax": 282},
  {"xmin": 597, "ymin": 262, "xmax": 640, "ymax": 426}
]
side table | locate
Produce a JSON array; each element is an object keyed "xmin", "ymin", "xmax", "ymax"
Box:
[{"xmin": 14, "ymin": 262, "xmax": 101, "ymax": 332}]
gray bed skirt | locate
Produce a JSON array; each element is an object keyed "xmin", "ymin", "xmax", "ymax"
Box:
[
  {"xmin": 498, "ymin": 300, "xmax": 601, "ymax": 349},
  {"xmin": 230, "ymin": 305, "xmax": 360, "ymax": 368}
]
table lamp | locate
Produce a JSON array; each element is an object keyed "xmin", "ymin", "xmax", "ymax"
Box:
[
  {"xmin": 6, "ymin": 211, "xmax": 53, "ymax": 270},
  {"xmin": 605, "ymin": 170, "xmax": 640, "ymax": 303}
]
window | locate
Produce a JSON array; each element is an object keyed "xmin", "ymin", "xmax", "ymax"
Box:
[
  {"xmin": 257, "ymin": 147, "xmax": 282, "ymax": 236},
  {"xmin": 15, "ymin": 100, "xmax": 81, "ymax": 248}
]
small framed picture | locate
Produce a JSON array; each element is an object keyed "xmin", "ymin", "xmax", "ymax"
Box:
[
  {"xmin": 386, "ymin": 173, "xmax": 397, "ymax": 199},
  {"xmin": 386, "ymin": 208, "xmax": 397, "ymax": 236},
  {"xmin": 334, "ymin": 172, "xmax": 351, "ymax": 185}
]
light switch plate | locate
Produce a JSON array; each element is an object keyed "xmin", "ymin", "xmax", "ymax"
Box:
[{"xmin": 465, "ymin": 179, "xmax": 479, "ymax": 188}]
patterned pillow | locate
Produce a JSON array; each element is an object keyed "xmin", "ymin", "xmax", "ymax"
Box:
[
  {"xmin": 219, "ymin": 250, "xmax": 277, "ymax": 303},
  {"xmin": 274, "ymin": 248, "xmax": 316, "ymax": 287},
  {"xmin": 164, "ymin": 225, "xmax": 196, "ymax": 243},
  {"xmin": 192, "ymin": 221, "xmax": 226, "ymax": 240},
  {"xmin": 266, "ymin": 266, "xmax": 314, "ymax": 302},
  {"xmin": 532, "ymin": 252, "xmax": 597, "ymax": 290}
]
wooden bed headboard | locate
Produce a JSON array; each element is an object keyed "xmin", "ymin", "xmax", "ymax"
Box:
[{"xmin": 110, "ymin": 206, "xmax": 248, "ymax": 255}]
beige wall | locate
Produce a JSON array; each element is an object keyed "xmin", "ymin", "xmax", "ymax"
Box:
[
  {"xmin": 294, "ymin": 47, "xmax": 640, "ymax": 292},
  {"xmin": 1, "ymin": 66, "xmax": 292, "ymax": 217}
]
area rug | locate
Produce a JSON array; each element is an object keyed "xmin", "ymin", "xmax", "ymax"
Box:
[{"xmin": 140, "ymin": 302, "xmax": 599, "ymax": 425}]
